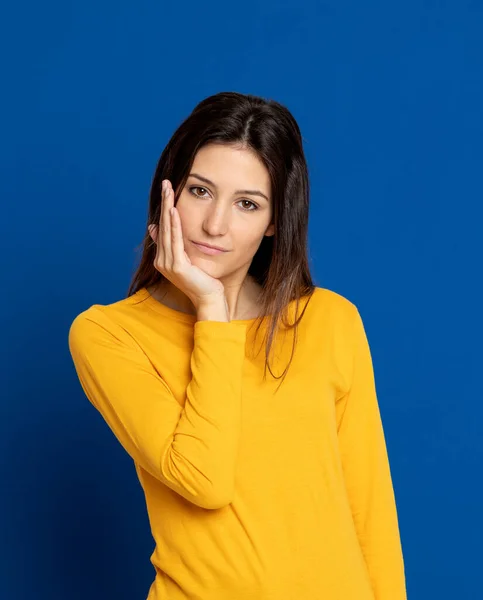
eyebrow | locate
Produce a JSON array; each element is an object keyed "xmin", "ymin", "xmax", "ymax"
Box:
[{"xmin": 188, "ymin": 172, "xmax": 269, "ymax": 202}]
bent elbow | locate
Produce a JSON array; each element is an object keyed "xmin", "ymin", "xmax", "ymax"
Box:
[
  {"xmin": 193, "ymin": 481, "xmax": 235, "ymax": 510},
  {"xmin": 162, "ymin": 446, "xmax": 236, "ymax": 509}
]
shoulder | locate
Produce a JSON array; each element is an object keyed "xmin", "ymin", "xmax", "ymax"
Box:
[
  {"xmin": 68, "ymin": 291, "xmax": 146, "ymax": 351},
  {"xmin": 308, "ymin": 285, "xmax": 360, "ymax": 326},
  {"xmin": 307, "ymin": 287, "xmax": 367, "ymax": 393},
  {"xmin": 307, "ymin": 285, "xmax": 364, "ymax": 360}
]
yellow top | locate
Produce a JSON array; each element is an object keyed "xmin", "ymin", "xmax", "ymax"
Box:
[{"xmin": 68, "ymin": 286, "xmax": 406, "ymax": 600}]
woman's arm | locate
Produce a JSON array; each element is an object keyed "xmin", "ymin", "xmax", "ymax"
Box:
[
  {"xmin": 68, "ymin": 306, "xmax": 246, "ymax": 510},
  {"xmin": 335, "ymin": 305, "xmax": 407, "ymax": 599}
]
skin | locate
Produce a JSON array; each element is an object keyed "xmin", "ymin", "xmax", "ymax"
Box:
[{"xmin": 147, "ymin": 142, "xmax": 275, "ymax": 321}]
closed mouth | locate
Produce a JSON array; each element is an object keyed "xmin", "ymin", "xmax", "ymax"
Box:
[{"xmin": 192, "ymin": 241, "xmax": 228, "ymax": 252}]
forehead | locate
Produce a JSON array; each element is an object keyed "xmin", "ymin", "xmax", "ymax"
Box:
[{"xmin": 191, "ymin": 144, "xmax": 271, "ymax": 192}]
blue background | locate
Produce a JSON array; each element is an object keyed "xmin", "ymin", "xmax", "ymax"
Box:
[{"xmin": 1, "ymin": 1, "xmax": 482, "ymax": 598}]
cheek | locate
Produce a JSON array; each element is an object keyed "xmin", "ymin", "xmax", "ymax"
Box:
[
  {"xmin": 174, "ymin": 207, "xmax": 191, "ymax": 234},
  {"xmin": 235, "ymin": 224, "xmax": 267, "ymax": 247}
]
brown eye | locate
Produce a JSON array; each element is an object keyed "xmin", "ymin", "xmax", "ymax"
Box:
[
  {"xmin": 189, "ymin": 186, "xmax": 209, "ymax": 198},
  {"xmin": 237, "ymin": 200, "xmax": 259, "ymax": 212}
]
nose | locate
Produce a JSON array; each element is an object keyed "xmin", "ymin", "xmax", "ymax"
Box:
[{"xmin": 202, "ymin": 202, "xmax": 230, "ymax": 237}]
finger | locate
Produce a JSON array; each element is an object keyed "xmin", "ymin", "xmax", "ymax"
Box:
[
  {"xmin": 170, "ymin": 206, "xmax": 185, "ymax": 268},
  {"xmin": 161, "ymin": 180, "xmax": 173, "ymax": 268}
]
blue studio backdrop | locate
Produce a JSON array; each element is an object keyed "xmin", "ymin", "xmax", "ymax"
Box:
[{"xmin": 1, "ymin": 1, "xmax": 482, "ymax": 599}]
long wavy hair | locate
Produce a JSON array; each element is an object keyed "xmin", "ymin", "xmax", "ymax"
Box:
[{"xmin": 127, "ymin": 91, "xmax": 316, "ymax": 392}]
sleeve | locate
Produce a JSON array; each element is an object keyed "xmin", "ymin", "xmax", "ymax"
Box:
[
  {"xmin": 68, "ymin": 307, "xmax": 247, "ymax": 510},
  {"xmin": 335, "ymin": 304, "xmax": 407, "ymax": 600}
]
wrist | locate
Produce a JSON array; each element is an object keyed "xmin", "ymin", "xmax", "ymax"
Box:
[{"xmin": 195, "ymin": 295, "xmax": 229, "ymax": 322}]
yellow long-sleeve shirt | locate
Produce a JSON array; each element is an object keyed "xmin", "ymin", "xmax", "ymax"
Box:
[{"xmin": 68, "ymin": 286, "xmax": 406, "ymax": 599}]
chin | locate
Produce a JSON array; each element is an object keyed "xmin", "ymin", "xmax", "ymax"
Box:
[
  {"xmin": 190, "ymin": 249, "xmax": 223, "ymax": 262},
  {"xmin": 192, "ymin": 255, "xmax": 226, "ymax": 273}
]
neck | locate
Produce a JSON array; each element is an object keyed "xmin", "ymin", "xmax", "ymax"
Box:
[{"xmin": 150, "ymin": 275, "xmax": 262, "ymax": 321}]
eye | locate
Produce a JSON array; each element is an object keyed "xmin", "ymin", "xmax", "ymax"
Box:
[
  {"xmin": 188, "ymin": 187, "xmax": 259, "ymax": 212},
  {"xmin": 236, "ymin": 199, "xmax": 259, "ymax": 212},
  {"xmin": 189, "ymin": 186, "xmax": 210, "ymax": 198}
]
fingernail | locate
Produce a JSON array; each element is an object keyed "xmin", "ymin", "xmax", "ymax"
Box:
[{"xmin": 161, "ymin": 180, "xmax": 166, "ymax": 192}]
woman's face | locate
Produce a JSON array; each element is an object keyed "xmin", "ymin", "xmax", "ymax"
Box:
[{"xmin": 173, "ymin": 143, "xmax": 274, "ymax": 280}]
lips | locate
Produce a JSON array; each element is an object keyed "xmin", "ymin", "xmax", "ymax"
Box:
[
  {"xmin": 192, "ymin": 241, "xmax": 227, "ymax": 251},
  {"xmin": 191, "ymin": 241, "xmax": 228, "ymax": 256}
]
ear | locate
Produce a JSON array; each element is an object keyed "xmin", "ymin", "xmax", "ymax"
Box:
[
  {"xmin": 148, "ymin": 224, "xmax": 158, "ymax": 244},
  {"xmin": 264, "ymin": 222, "xmax": 275, "ymax": 237}
]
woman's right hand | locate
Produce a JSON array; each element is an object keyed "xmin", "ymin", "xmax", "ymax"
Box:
[{"xmin": 148, "ymin": 179, "xmax": 226, "ymax": 309}]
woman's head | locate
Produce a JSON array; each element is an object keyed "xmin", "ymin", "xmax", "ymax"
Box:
[
  {"xmin": 151, "ymin": 142, "xmax": 275, "ymax": 288},
  {"xmin": 128, "ymin": 91, "xmax": 316, "ymax": 389}
]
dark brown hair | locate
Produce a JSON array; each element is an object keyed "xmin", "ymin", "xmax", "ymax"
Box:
[{"xmin": 127, "ymin": 91, "xmax": 316, "ymax": 392}]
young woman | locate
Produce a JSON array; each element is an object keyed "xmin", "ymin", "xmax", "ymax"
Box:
[{"xmin": 68, "ymin": 91, "xmax": 407, "ymax": 599}]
